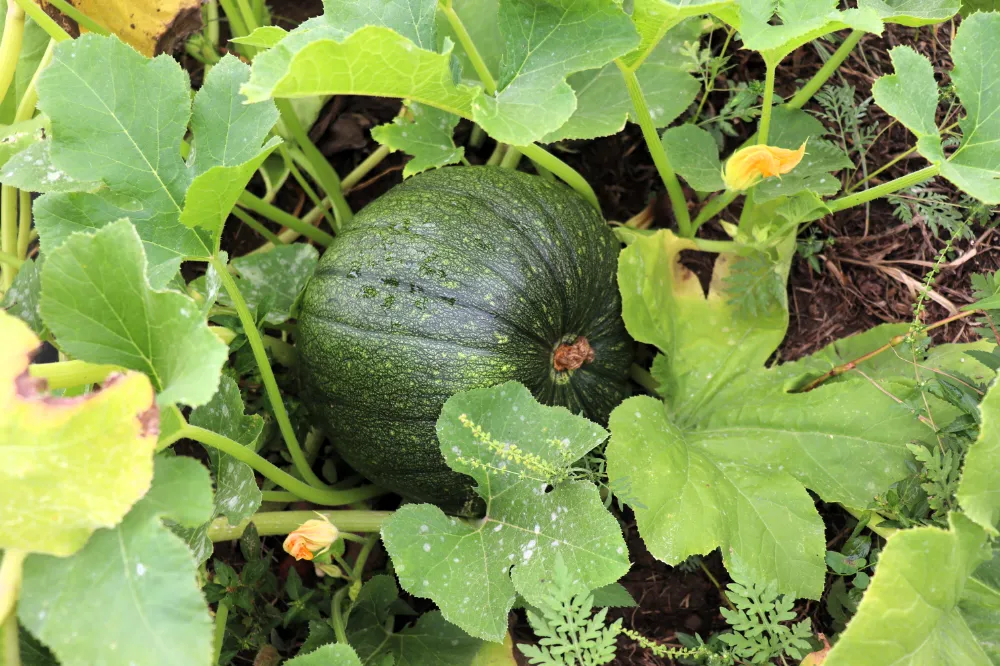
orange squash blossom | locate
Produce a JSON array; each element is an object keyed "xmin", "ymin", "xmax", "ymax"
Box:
[
  {"xmin": 283, "ymin": 515, "xmax": 339, "ymax": 561},
  {"xmin": 723, "ymin": 141, "xmax": 808, "ymax": 191}
]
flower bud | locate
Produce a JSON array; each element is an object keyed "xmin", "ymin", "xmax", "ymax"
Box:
[
  {"xmin": 723, "ymin": 141, "xmax": 807, "ymax": 191},
  {"xmin": 314, "ymin": 562, "xmax": 343, "ymax": 578},
  {"xmin": 282, "ymin": 515, "xmax": 339, "ymax": 561}
]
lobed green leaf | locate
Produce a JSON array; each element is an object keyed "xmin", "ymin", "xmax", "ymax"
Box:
[
  {"xmin": 19, "ymin": 456, "xmax": 215, "ymax": 666},
  {"xmin": 40, "ymin": 219, "xmax": 229, "ymax": 407},
  {"xmin": 826, "ymin": 514, "xmax": 998, "ymax": 665},
  {"xmin": 382, "ymin": 381, "xmax": 628, "ymax": 642}
]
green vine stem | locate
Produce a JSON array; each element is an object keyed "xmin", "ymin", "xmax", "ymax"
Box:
[
  {"xmin": 342, "ymin": 145, "xmax": 392, "ymax": 191},
  {"xmin": 518, "ymin": 143, "xmax": 600, "ymax": 210},
  {"xmin": 184, "ymin": 422, "xmax": 383, "ymax": 506},
  {"xmin": 217, "ymin": 0, "xmax": 248, "ymax": 38},
  {"xmin": 234, "ymin": 0, "xmax": 259, "ymax": 32},
  {"xmin": 616, "ymin": 61, "xmax": 691, "ymax": 235},
  {"xmin": 231, "ymin": 206, "xmax": 284, "ymax": 246},
  {"xmin": 280, "ymin": 143, "xmax": 338, "ymax": 231},
  {"xmin": 486, "ymin": 142, "xmax": 506, "ymax": 166},
  {"xmin": 14, "ymin": 38, "xmax": 54, "ymax": 123},
  {"xmin": 2, "ymin": 611, "xmax": 18, "ymax": 666},
  {"xmin": 629, "ymin": 363, "xmax": 658, "ymax": 394},
  {"xmin": 826, "ymin": 164, "xmax": 941, "ymax": 213},
  {"xmin": 0, "ymin": 248, "xmax": 22, "ymax": 269},
  {"xmin": 842, "ymin": 506, "xmax": 896, "ymax": 540},
  {"xmin": 691, "ymin": 190, "xmax": 737, "ymax": 233},
  {"xmin": 787, "ymin": 30, "xmax": 864, "ymax": 110},
  {"xmin": 0, "ymin": 549, "xmax": 26, "ymax": 628},
  {"xmin": 237, "ymin": 192, "xmax": 334, "ymax": 245},
  {"xmin": 209, "ymin": 254, "xmax": 330, "ymax": 489},
  {"xmin": 438, "ymin": 0, "xmax": 599, "ymax": 208},
  {"xmin": 692, "ymin": 237, "xmax": 740, "ymax": 254},
  {"xmin": 261, "ymin": 490, "xmax": 298, "ymax": 503},
  {"xmin": 331, "ymin": 584, "xmax": 351, "ymax": 643},
  {"xmin": 757, "ymin": 61, "xmax": 777, "ymax": 145},
  {"xmin": 207, "ymin": 510, "xmax": 391, "ymax": 541},
  {"xmin": 499, "ymin": 145, "xmax": 522, "ymax": 169},
  {"xmin": 45, "ymin": 0, "xmax": 108, "ymax": 35},
  {"xmin": 0, "ymin": 1, "xmax": 25, "ymax": 102},
  {"xmin": 440, "ymin": 0, "xmax": 497, "ymax": 95},
  {"xmin": 212, "ymin": 601, "xmax": 229, "ymax": 665},
  {"xmin": 275, "ymin": 99, "xmax": 353, "ymax": 231},
  {"xmin": 0, "ymin": 549, "xmax": 25, "ymax": 665},
  {"xmin": 16, "ymin": 190, "xmax": 30, "ymax": 259},
  {"xmin": 10, "ymin": 0, "xmax": 69, "ymax": 43},
  {"xmin": 1, "ymin": 186, "xmax": 18, "ymax": 290}
]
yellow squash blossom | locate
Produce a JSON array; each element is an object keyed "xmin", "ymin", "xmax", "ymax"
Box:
[
  {"xmin": 723, "ymin": 141, "xmax": 807, "ymax": 191},
  {"xmin": 283, "ymin": 515, "xmax": 339, "ymax": 561}
]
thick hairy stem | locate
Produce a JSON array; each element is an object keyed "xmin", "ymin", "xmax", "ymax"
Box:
[
  {"xmin": 210, "ymin": 255, "xmax": 329, "ymax": 489},
  {"xmin": 440, "ymin": 0, "xmax": 496, "ymax": 94},
  {"xmin": 237, "ymin": 192, "xmax": 334, "ymax": 245},
  {"xmin": 185, "ymin": 424, "xmax": 383, "ymax": 506},
  {"xmin": 275, "ymin": 99, "xmax": 352, "ymax": 231},
  {"xmin": 757, "ymin": 63, "xmax": 777, "ymax": 145},
  {"xmin": 207, "ymin": 510, "xmax": 391, "ymax": 541},
  {"xmin": 787, "ymin": 31, "xmax": 864, "ymax": 110},
  {"xmin": 617, "ymin": 61, "xmax": 691, "ymax": 236},
  {"xmin": 827, "ymin": 164, "xmax": 940, "ymax": 213},
  {"xmin": 10, "ymin": 0, "xmax": 69, "ymax": 42},
  {"xmin": 1, "ymin": 185, "xmax": 18, "ymax": 290},
  {"xmin": 518, "ymin": 143, "xmax": 600, "ymax": 210}
]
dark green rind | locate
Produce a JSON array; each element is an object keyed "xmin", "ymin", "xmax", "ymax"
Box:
[{"xmin": 297, "ymin": 166, "xmax": 632, "ymax": 505}]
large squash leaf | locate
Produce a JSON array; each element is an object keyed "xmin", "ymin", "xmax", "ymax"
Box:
[
  {"xmin": 872, "ymin": 12, "xmax": 1000, "ymax": 204},
  {"xmin": 958, "ymin": 381, "xmax": 1000, "ymax": 535},
  {"xmin": 40, "ymin": 219, "xmax": 228, "ymax": 408},
  {"xmin": 244, "ymin": 0, "xmax": 639, "ymax": 145},
  {"xmin": 19, "ymin": 456, "xmax": 215, "ymax": 666},
  {"xmin": 543, "ymin": 18, "xmax": 701, "ymax": 142},
  {"xmin": 0, "ymin": 311, "xmax": 157, "ymax": 556},
  {"xmin": 608, "ymin": 229, "xmax": 961, "ymax": 598},
  {"xmin": 346, "ymin": 575, "xmax": 516, "ymax": 664},
  {"xmin": 826, "ymin": 514, "xmax": 1000, "ymax": 665},
  {"xmin": 382, "ymin": 381, "xmax": 629, "ymax": 642},
  {"xmin": 5, "ymin": 36, "xmax": 279, "ymax": 286}
]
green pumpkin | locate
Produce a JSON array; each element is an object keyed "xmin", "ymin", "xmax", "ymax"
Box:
[{"xmin": 297, "ymin": 166, "xmax": 632, "ymax": 506}]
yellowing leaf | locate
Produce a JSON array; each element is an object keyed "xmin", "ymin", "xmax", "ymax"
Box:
[
  {"xmin": 0, "ymin": 310, "xmax": 158, "ymax": 556},
  {"xmin": 43, "ymin": 0, "xmax": 203, "ymax": 55}
]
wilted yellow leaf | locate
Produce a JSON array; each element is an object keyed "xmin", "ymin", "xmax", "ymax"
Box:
[
  {"xmin": 0, "ymin": 311, "xmax": 158, "ymax": 556},
  {"xmin": 43, "ymin": 0, "xmax": 203, "ymax": 56}
]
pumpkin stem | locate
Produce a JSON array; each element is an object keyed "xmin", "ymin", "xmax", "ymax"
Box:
[{"xmin": 553, "ymin": 336, "xmax": 595, "ymax": 372}]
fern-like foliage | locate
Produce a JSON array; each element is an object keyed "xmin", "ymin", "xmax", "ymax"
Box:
[
  {"xmin": 887, "ymin": 186, "xmax": 985, "ymax": 241},
  {"xmin": 812, "ymin": 83, "xmax": 877, "ymax": 161},
  {"xmin": 518, "ymin": 554, "xmax": 622, "ymax": 666},
  {"xmin": 717, "ymin": 570, "xmax": 813, "ymax": 664},
  {"xmin": 906, "ymin": 443, "xmax": 961, "ymax": 522}
]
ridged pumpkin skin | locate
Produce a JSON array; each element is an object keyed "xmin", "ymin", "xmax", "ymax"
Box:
[{"xmin": 297, "ymin": 167, "xmax": 632, "ymax": 506}]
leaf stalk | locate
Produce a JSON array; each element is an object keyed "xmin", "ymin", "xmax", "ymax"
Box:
[
  {"xmin": 616, "ymin": 60, "xmax": 691, "ymax": 236},
  {"xmin": 209, "ymin": 254, "xmax": 329, "ymax": 489}
]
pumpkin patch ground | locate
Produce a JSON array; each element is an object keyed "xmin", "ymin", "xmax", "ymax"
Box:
[{"xmin": 3, "ymin": 2, "xmax": 1000, "ymax": 666}]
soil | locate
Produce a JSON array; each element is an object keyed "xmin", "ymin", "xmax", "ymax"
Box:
[{"xmin": 189, "ymin": 7, "xmax": 1000, "ymax": 664}]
